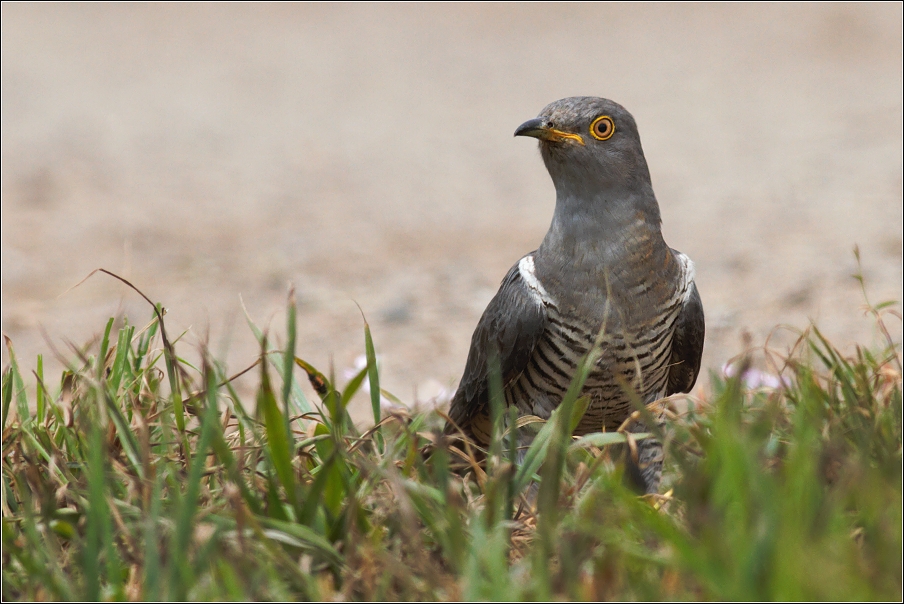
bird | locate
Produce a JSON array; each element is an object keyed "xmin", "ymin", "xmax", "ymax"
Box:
[{"xmin": 443, "ymin": 97, "xmax": 704, "ymax": 494}]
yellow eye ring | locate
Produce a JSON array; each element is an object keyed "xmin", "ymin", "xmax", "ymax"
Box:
[{"xmin": 589, "ymin": 115, "xmax": 615, "ymax": 141}]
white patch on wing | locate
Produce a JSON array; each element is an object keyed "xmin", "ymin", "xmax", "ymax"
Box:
[
  {"xmin": 518, "ymin": 255, "xmax": 554, "ymax": 306},
  {"xmin": 674, "ymin": 252, "xmax": 696, "ymax": 303}
]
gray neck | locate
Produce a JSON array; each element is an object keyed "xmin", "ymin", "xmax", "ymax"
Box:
[{"xmin": 537, "ymin": 186, "xmax": 664, "ymax": 267}]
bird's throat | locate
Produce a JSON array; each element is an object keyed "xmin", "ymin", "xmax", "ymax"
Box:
[{"xmin": 539, "ymin": 190, "xmax": 665, "ymax": 268}]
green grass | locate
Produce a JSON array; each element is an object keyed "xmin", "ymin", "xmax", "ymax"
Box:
[{"xmin": 2, "ymin": 280, "xmax": 901, "ymax": 600}]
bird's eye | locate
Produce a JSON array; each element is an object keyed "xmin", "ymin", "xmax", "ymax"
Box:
[{"xmin": 589, "ymin": 116, "xmax": 615, "ymax": 141}]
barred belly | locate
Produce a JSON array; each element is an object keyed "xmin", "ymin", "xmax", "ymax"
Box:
[{"xmin": 505, "ymin": 297, "xmax": 683, "ymax": 434}]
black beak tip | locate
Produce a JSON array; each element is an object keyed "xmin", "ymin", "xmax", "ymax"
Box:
[{"xmin": 514, "ymin": 117, "xmax": 546, "ymax": 138}]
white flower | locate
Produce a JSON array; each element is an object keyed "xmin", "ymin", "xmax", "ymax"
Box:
[{"xmin": 721, "ymin": 362, "xmax": 791, "ymax": 390}]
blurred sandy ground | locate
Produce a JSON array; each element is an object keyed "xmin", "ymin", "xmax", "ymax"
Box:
[{"xmin": 2, "ymin": 4, "xmax": 902, "ymax": 420}]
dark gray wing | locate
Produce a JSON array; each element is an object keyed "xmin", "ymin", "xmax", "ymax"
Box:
[
  {"xmin": 666, "ymin": 281, "xmax": 704, "ymax": 395},
  {"xmin": 445, "ymin": 258, "xmax": 548, "ymax": 442}
]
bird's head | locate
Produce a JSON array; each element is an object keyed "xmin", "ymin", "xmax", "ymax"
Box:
[{"xmin": 515, "ymin": 97, "xmax": 653, "ymax": 198}]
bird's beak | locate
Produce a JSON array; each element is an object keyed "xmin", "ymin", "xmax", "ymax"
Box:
[{"xmin": 514, "ymin": 117, "xmax": 585, "ymax": 146}]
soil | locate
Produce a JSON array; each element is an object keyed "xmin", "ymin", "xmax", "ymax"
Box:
[{"xmin": 2, "ymin": 4, "xmax": 902, "ymax": 422}]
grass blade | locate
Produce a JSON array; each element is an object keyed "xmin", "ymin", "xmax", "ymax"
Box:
[
  {"xmin": 3, "ymin": 337, "xmax": 29, "ymax": 426},
  {"xmin": 259, "ymin": 350, "xmax": 297, "ymax": 509},
  {"xmin": 362, "ymin": 314, "xmax": 384, "ymax": 452},
  {"xmin": 282, "ymin": 288, "xmax": 298, "ymax": 440}
]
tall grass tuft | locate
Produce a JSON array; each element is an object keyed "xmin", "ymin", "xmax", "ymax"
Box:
[{"xmin": 2, "ymin": 276, "xmax": 901, "ymax": 600}]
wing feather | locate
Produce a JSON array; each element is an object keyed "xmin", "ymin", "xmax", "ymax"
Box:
[
  {"xmin": 666, "ymin": 280, "xmax": 704, "ymax": 395},
  {"xmin": 445, "ymin": 258, "xmax": 548, "ymax": 442}
]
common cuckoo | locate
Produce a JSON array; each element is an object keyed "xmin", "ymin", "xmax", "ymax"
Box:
[{"xmin": 445, "ymin": 97, "xmax": 704, "ymax": 493}]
